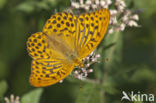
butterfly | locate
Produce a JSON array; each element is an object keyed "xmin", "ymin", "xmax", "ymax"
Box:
[{"xmin": 27, "ymin": 9, "xmax": 110, "ymax": 87}]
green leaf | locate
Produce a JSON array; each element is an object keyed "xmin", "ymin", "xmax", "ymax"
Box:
[
  {"xmin": 36, "ymin": 1, "xmax": 49, "ymax": 10},
  {"xmin": 134, "ymin": 0, "xmax": 156, "ymax": 18},
  {"xmin": 16, "ymin": 1, "xmax": 49, "ymax": 13},
  {"xmin": 0, "ymin": 0, "xmax": 6, "ymax": 9},
  {"xmin": 0, "ymin": 80, "xmax": 8, "ymax": 101},
  {"xmin": 94, "ymin": 32, "xmax": 123, "ymax": 81},
  {"xmin": 75, "ymin": 83, "xmax": 100, "ymax": 103},
  {"xmin": 130, "ymin": 65, "xmax": 156, "ymax": 83},
  {"xmin": 103, "ymin": 32, "xmax": 123, "ymax": 70},
  {"xmin": 102, "ymin": 84, "xmax": 118, "ymax": 95},
  {"xmin": 21, "ymin": 88, "xmax": 43, "ymax": 103},
  {"xmin": 16, "ymin": 2, "xmax": 35, "ymax": 13},
  {"xmin": 0, "ymin": 60, "xmax": 8, "ymax": 79}
]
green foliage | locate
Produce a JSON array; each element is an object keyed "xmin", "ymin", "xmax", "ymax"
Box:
[
  {"xmin": 0, "ymin": 80, "xmax": 8, "ymax": 102},
  {"xmin": 16, "ymin": 1, "xmax": 50, "ymax": 14},
  {"xmin": 134, "ymin": 0, "xmax": 156, "ymax": 18},
  {"xmin": 0, "ymin": 0, "xmax": 6, "ymax": 9},
  {"xmin": 75, "ymin": 83, "xmax": 100, "ymax": 103},
  {"xmin": 0, "ymin": 60, "xmax": 8, "ymax": 79},
  {"xmin": 0, "ymin": 0, "xmax": 156, "ymax": 103},
  {"xmin": 102, "ymin": 32, "xmax": 123, "ymax": 70},
  {"xmin": 21, "ymin": 88, "xmax": 43, "ymax": 103}
]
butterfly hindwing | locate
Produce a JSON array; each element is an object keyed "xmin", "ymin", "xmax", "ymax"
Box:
[{"xmin": 30, "ymin": 59, "xmax": 74, "ymax": 87}]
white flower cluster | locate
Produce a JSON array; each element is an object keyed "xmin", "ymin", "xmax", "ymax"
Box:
[
  {"xmin": 71, "ymin": 0, "xmax": 112, "ymax": 10},
  {"xmin": 73, "ymin": 51, "xmax": 100, "ymax": 80},
  {"xmin": 71, "ymin": 0, "xmax": 140, "ymax": 34},
  {"xmin": 109, "ymin": 3, "xmax": 140, "ymax": 34},
  {"xmin": 4, "ymin": 94, "xmax": 20, "ymax": 103}
]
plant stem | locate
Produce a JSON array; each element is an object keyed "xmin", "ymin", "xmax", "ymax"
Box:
[{"xmin": 101, "ymin": 32, "xmax": 123, "ymax": 103}]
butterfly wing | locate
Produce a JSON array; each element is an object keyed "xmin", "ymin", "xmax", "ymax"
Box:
[
  {"xmin": 27, "ymin": 12, "xmax": 79, "ymax": 87},
  {"xmin": 27, "ymin": 32, "xmax": 66, "ymax": 60},
  {"xmin": 30, "ymin": 59, "xmax": 74, "ymax": 87},
  {"xmin": 27, "ymin": 32, "xmax": 51, "ymax": 59},
  {"xmin": 43, "ymin": 12, "xmax": 77, "ymax": 54},
  {"xmin": 75, "ymin": 9, "xmax": 110, "ymax": 59},
  {"xmin": 27, "ymin": 32, "xmax": 75, "ymax": 87}
]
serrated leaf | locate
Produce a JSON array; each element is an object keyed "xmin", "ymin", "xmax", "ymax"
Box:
[
  {"xmin": 21, "ymin": 88, "xmax": 43, "ymax": 103},
  {"xmin": 75, "ymin": 83, "xmax": 100, "ymax": 103},
  {"xmin": 0, "ymin": 80, "xmax": 8, "ymax": 101}
]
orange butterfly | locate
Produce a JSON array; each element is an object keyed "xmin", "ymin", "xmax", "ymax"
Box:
[{"xmin": 27, "ymin": 9, "xmax": 110, "ymax": 87}]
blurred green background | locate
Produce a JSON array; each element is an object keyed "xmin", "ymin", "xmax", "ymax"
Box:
[{"xmin": 0, "ymin": 0, "xmax": 156, "ymax": 103}]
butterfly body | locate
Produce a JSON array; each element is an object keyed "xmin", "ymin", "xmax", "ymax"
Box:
[
  {"xmin": 46, "ymin": 33, "xmax": 82, "ymax": 67},
  {"xmin": 27, "ymin": 9, "xmax": 110, "ymax": 87}
]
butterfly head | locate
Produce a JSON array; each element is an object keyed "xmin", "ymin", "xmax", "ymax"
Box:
[{"xmin": 74, "ymin": 58, "xmax": 84, "ymax": 68}]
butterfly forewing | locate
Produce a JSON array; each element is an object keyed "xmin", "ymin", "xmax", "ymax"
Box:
[
  {"xmin": 43, "ymin": 12, "xmax": 77, "ymax": 53},
  {"xmin": 27, "ymin": 32, "xmax": 51, "ymax": 59},
  {"xmin": 76, "ymin": 9, "xmax": 110, "ymax": 59},
  {"xmin": 27, "ymin": 32, "xmax": 66, "ymax": 60}
]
